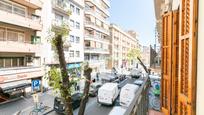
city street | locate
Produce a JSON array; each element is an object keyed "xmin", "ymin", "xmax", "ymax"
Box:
[{"xmin": 0, "ymin": 77, "xmax": 143, "ymax": 115}]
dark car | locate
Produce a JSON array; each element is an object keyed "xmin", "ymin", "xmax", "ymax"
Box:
[
  {"xmin": 54, "ymin": 93, "xmax": 83, "ymax": 114},
  {"xmin": 89, "ymin": 83, "xmax": 102, "ymax": 97}
]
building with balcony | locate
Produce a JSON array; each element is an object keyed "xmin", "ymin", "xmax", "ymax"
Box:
[
  {"xmin": 40, "ymin": 0, "xmax": 84, "ymax": 90},
  {"xmin": 108, "ymin": 24, "xmax": 139, "ymax": 70},
  {"xmin": 0, "ymin": 0, "xmax": 43, "ymax": 103},
  {"xmin": 84, "ymin": 0, "xmax": 110, "ymax": 74}
]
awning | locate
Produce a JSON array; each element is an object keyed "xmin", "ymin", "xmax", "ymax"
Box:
[{"xmin": 0, "ymin": 80, "xmax": 31, "ymax": 93}]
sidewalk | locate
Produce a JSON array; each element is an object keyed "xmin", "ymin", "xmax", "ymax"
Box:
[{"xmin": 0, "ymin": 90, "xmax": 55, "ymax": 115}]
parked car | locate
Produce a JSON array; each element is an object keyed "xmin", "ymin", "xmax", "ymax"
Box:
[
  {"xmin": 54, "ymin": 93, "xmax": 83, "ymax": 114},
  {"xmin": 89, "ymin": 82, "xmax": 102, "ymax": 97},
  {"xmin": 130, "ymin": 68, "xmax": 142, "ymax": 78},
  {"xmin": 100, "ymin": 72, "xmax": 118, "ymax": 83},
  {"xmin": 120, "ymin": 84, "xmax": 139, "ymax": 107},
  {"xmin": 97, "ymin": 83, "xmax": 119, "ymax": 105}
]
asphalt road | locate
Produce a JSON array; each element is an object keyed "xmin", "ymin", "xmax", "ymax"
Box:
[{"xmin": 48, "ymin": 77, "xmax": 136, "ymax": 115}]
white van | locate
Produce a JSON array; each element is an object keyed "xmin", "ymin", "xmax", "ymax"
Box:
[
  {"xmin": 120, "ymin": 84, "xmax": 139, "ymax": 107},
  {"xmin": 109, "ymin": 106, "xmax": 126, "ymax": 115},
  {"xmin": 97, "ymin": 83, "xmax": 119, "ymax": 105}
]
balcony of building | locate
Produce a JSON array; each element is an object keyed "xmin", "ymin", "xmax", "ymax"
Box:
[
  {"xmin": 85, "ymin": 8, "xmax": 109, "ymax": 25},
  {"xmin": 70, "ymin": 0, "xmax": 85, "ymax": 8},
  {"xmin": 102, "ymin": 0, "xmax": 110, "ymax": 8},
  {"xmin": 84, "ymin": 47, "xmax": 109, "ymax": 54},
  {"xmin": 85, "ymin": 34, "xmax": 110, "ymax": 44},
  {"xmin": 85, "ymin": 21, "xmax": 109, "ymax": 35},
  {"xmin": 0, "ymin": 0, "xmax": 42, "ymax": 30},
  {"xmin": 0, "ymin": 27, "xmax": 41, "ymax": 55},
  {"xmin": 85, "ymin": 0, "xmax": 110, "ymax": 17},
  {"xmin": 52, "ymin": 0, "xmax": 69, "ymax": 15},
  {"xmin": 0, "ymin": 66, "xmax": 44, "ymax": 83},
  {"xmin": 11, "ymin": 0, "xmax": 42, "ymax": 9}
]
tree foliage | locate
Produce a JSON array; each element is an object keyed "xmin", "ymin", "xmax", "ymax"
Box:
[{"xmin": 127, "ymin": 48, "xmax": 141, "ymax": 61}]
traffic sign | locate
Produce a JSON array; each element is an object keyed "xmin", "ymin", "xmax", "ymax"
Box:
[{"xmin": 32, "ymin": 80, "xmax": 40, "ymax": 91}]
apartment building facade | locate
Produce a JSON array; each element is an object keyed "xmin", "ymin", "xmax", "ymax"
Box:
[
  {"xmin": 108, "ymin": 24, "xmax": 139, "ymax": 70},
  {"xmin": 41, "ymin": 0, "xmax": 84, "ymax": 88},
  {"xmin": 0, "ymin": 0, "xmax": 43, "ymax": 102},
  {"xmin": 154, "ymin": 0, "xmax": 204, "ymax": 114},
  {"xmin": 84, "ymin": 0, "xmax": 110, "ymax": 75}
]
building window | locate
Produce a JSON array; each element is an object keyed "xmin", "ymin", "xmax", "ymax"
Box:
[
  {"xmin": 70, "ymin": 20, "xmax": 74, "ymax": 27},
  {"xmin": 19, "ymin": 57, "xmax": 24, "ymax": 66},
  {"xmin": 76, "ymin": 8, "xmax": 80, "ymax": 15},
  {"xmin": 70, "ymin": 4, "xmax": 75, "ymax": 13},
  {"xmin": 0, "ymin": 57, "xmax": 25, "ymax": 68},
  {"xmin": 76, "ymin": 51, "xmax": 80, "ymax": 57},
  {"xmin": 7, "ymin": 30, "xmax": 18, "ymax": 41},
  {"xmin": 5, "ymin": 58, "xmax": 11, "ymax": 68},
  {"xmin": 0, "ymin": 58, "xmax": 3, "ymax": 68},
  {"xmin": 75, "ymin": 36, "xmax": 80, "ymax": 43},
  {"xmin": 0, "ymin": 1, "xmax": 25, "ymax": 17},
  {"xmin": 76, "ymin": 22, "xmax": 80, "ymax": 29},
  {"xmin": 55, "ymin": 14, "xmax": 63, "ymax": 24},
  {"xmin": 0, "ymin": 27, "xmax": 5, "ymax": 41},
  {"xmin": 13, "ymin": 4, "xmax": 26, "ymax": 17},
  {"xmin": 6, "ymin": 29, "xmax": 25, "ymax": 42},
  {"xmin": 12, "ymin": 58, "xmax": 18, "ymax": 67},
  {"xmin": 69, "ymin": 50, "xmax": 74, "ymax": 57},
  {"xmin": 70, "ymin": 35, "xmax": 74, "ymax": 42}
]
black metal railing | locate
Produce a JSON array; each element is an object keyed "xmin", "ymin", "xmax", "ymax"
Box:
[{"xmin": 124, "ymin": 76, "xmax": 151, "ymax": 115}]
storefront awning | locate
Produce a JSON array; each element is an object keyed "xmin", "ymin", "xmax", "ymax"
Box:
[
  {"xmin": 0, "ymin": 80, "xmax": 31, "ymax": 93},
  {"xmin": 67, "ymin": 63, "xmax": 81, "ymax": 69}
]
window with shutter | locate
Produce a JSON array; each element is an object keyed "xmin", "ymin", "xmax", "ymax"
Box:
[
  {"xmin": 178, "ymin": 0, "xmax": 198, "ymax": 115},
  {"xmin": 171, "ymin": 10, "xmax": 180, "ymax": 114},
  {"xmin": 161, "ymin": 12, "xmax": 172, "ymax": 115}
]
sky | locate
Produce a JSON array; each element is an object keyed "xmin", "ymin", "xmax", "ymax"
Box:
[{"xmin": 109, "ymin": 0, "xmax": 156, "ymax": 46}]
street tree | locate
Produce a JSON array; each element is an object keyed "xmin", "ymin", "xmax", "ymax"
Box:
[
  {"xmin": 48, "ymin": 11, "xmax": 92, "ymax": 115},
  {"xmin": 127, "ymin": 48, "xmax": 141, "ymax": 67}
]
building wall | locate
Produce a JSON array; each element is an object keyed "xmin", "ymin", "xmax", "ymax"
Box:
[
  {"xmin": 196, "ymin": 0, "xmax": 204, "ymax": 114},
  {"xmin": 41, "ymin": 0, "xmax": 84, "ymax": 65},
  {"xmin": 84, "ymin": 0, "xmax": 110, "ymax": 74},
  {"xmin": 109, "ymin": 24, "xmax": 139, "ymax": 70}
]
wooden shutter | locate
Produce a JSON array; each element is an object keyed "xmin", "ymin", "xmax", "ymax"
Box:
[
  {"xmin": 178, "ymin": 0, "xmax": 198, "ymax": 115},
  {"xmin": 171, "ymin": 10, "xmax": 180, "ymax": 114},
  {"xmin": 161, "ymin": 12, "xmax": 172, "ymax": 115}
]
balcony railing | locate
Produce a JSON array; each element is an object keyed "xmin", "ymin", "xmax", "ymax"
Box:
[
  {"xmin": 0, "ymin": 10, "xmax": 42, "ymax": 30},
  {"xmin": 12, "ymin": 0, "xmax": 42, "ymax": 9},
  {"xmin": 52, "ymin": 0, "xmax": 69, "ymax": 14},
  {"xmin": 85, "ymin": 34, "xmax": 110, "ymax": 43},
  {"xmin": 0, "ymin": 37, "xmax": 41, "ymax": 54},
  {"xmin": 84, "ymin": 47, "xmax": 109, "ymax": 54},
  {"xmin": 124, "ymin": 76, "xmax": 151, "ymax": 115},
  {"xmin": 85, "ymin": 8, "xmax": 109, "ymax": 24},
  {"xmin": 85, "ymin": 21, "xmax": 109, "ymax": 35},
  {"xmin": 85, "ymin": 0, "xmax": 110, "ymax": 17},
  {"xmin": 102, "ymin": 0, "xmax": 110, "ymax": 7}
]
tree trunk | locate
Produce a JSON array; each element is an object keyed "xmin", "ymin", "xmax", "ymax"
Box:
[
  {"xmin": 55, "ymin": 35, "xmax": 73, "ymax": 115},
  {"xmin": 78, "ymin": 66, "xmax": 92, "ymax": 115}
]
